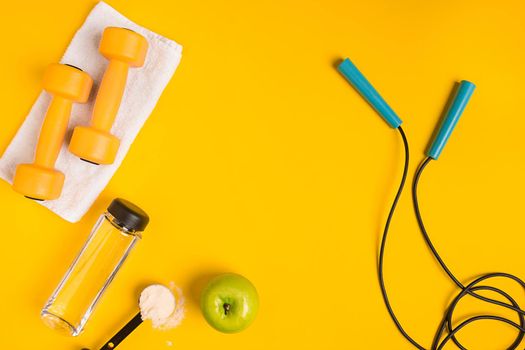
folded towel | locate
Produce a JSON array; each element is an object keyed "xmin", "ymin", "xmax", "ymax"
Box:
[{"xmin": 0, "ymin": 1, "xmax": 182, "ymax": 222}]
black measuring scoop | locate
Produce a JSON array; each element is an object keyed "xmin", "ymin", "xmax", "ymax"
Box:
[{"xmin": 99, "ymin": 312, "xmax": 143, "ymax": 350}]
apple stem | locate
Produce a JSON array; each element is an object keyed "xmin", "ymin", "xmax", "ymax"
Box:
[{"xmin": 223, "ymin": 303, "xmax": 231, "ymax": 315}]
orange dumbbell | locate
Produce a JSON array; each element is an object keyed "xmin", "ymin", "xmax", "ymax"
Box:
[
  {"xmin": 13, "ymin": 64, "xmax": 93, "ymax": 200},
  {"xmin": 69, "ymin": 27, "xmax": 148, "ymax": 165}
]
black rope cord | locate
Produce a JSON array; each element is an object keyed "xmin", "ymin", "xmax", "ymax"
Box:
[{"xmin": 378, "ymin": 126, "xmax": 525, "ymax": 349}]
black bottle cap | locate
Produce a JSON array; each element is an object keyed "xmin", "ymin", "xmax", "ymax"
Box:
[{"xmin": 107, "ymin": 198, "xmax": 149, "ymax": 232}]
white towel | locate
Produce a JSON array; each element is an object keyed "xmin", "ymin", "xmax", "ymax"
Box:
[{"xmin": 0, "ymin": 2, "xmax": 182, "ymax": 222}]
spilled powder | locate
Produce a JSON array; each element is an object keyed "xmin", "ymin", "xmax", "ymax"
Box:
[{"xmin": 139, "ymin": 283, "xmax": 185, "ymax": 330}]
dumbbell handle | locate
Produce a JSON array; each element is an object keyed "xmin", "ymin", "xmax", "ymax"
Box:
[
  {"xmin": 426, "ymin": 80, "xmax": 475, "ymax": 160},
  {"xmin": 337, "ymin": 58, "xmax": 402, "ymax": 129},
  {"xmin": 34, "ymin": 96, "xmax": 71, "ymax": 168},
  {"xmin": 91, "ymin": 59, "xmax": 129, "ymax": 131}
]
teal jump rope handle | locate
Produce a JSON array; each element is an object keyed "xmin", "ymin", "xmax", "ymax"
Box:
[
  {"xmin": 426, "ymin": 80, "xmax": 476, "ymax": 160},
  {"xmin": 337, "ymin": 58, "xmax": 402, "ymax": 128}
]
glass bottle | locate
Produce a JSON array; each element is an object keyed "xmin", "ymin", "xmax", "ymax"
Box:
[{"xmin": 41, "ymin": 198, "xmax": 149, "ymax": 336}]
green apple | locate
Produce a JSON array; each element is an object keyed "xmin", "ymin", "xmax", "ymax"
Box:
[{"xmin": 200, "ymin": 273, "xmax": 259, "ymax": 333}]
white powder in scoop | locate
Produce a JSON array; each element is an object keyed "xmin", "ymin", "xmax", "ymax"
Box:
[{"xmin": 139, "ymin": 283, "xmax": 185, "ymax": 330}]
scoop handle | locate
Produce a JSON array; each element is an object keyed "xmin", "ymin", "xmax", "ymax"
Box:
[{"xmin": 99, "ymin": 312, "xmax": 143, "ymax": 350}]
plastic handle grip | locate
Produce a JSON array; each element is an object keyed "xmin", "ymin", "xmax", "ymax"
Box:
[
  {"xmin": 337, "ymin": 58, "xmax": 402, "ymax": 128},
  {"xmin": 426, "ymin": 80, "xmax": 476, "ymax": 160}
]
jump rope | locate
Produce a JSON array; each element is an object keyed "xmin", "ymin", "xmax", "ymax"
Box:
[{"xmin": 337, "ymin": 58, "xmax": 525, "ymax": 349}]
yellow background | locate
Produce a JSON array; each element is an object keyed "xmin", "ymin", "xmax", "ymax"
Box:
[{"xmin": 1, "ymin": 0, "xmax": 525, "ymax": 349}]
